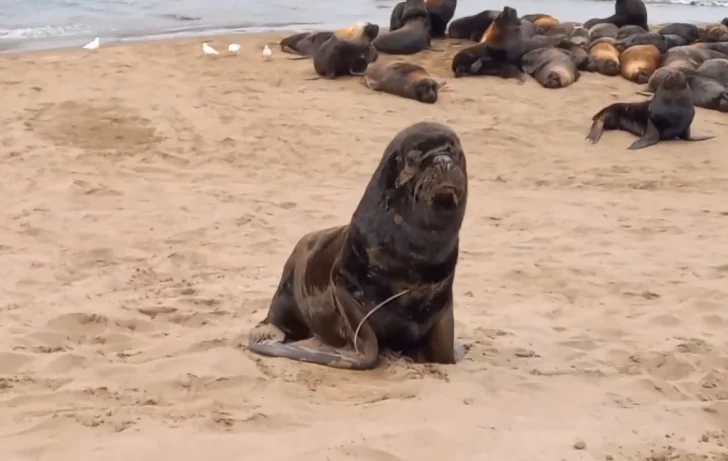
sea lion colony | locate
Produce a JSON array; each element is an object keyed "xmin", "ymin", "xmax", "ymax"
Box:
[
  {"xmin": 247, "ymin": 0, "xmax": 724, "ymax": 370},
  {"xmin": 277, "ymin": 0, "xmax": 728, "ymax": 114}
]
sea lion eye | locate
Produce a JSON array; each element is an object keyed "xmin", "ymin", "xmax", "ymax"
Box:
[{"xmin": 405, "ymin": 149, "xmax": 421, "ymax": 165}]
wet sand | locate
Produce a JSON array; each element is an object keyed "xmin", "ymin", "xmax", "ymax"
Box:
[{"xmin": 1, "ymin": 33, "xmax": 728, "ymax": 461}]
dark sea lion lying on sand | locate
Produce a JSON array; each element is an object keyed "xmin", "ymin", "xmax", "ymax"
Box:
[
  {"xmin": 587, "ymin": 68, "xmax": 714, "ymax": 150},
  {"xmin": 521, "ymin": 47, "xmax": 580, "ymax": 88},
  {"xmin": 658, "ymin": 23, "xmax": 700, "ymax": 44},
  {"xmin": 281, "ymin": 22, "xmax": 380, "ymax": 58},
  {"xmin": 363, "ymin": 62, "xmax": 446, "ymax": 103},
  {"xmin": 248, "ymin": 121, "xmax": 468, "ymax": 370}
]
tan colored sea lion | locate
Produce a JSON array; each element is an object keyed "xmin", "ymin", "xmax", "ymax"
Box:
[
  {"xmin": 699, "ymin": 24, "xmax": 728, "ymax": 43},
  {"xmin": 521, "ymin": 47, "xmax": 580, "ymax": 88},
  {"xmin": 587, "ymin": 68, "xmax": 714, "ymax": 150},
  {"xmin": 248, "ymin": 121, "xmax": 469, "ymax": 370},
  {"xmin": 520, "ymin": 13, "xmax": 560, "ymax": 31},
  {"xmin": 588, "ymin": 38, "xmax": 621, "ymax": 76},
  {"xmin": 363, "ymin": 62, "xmax": 446, "ymax": 104},
  {"xmin": 619, "ymin": 44, "xmax": 660, "ymax": 83}
]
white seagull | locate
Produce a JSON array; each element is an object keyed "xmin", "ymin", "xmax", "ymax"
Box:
[
  {"xmin": 202, "ymin": 42, "xmax": 219, "ymax": 55},
  {"xmin": 82, "ymin": 37, "xmax": 100, "ymax": 50},
  {"xmin": 228, "ymin": 43, "xmax": 241, "ymax": 54},
  {"xmin": 262, "ymin": 44, "xmax": 272, "ymax": 61}
]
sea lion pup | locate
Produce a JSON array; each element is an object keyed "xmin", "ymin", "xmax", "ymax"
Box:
[
  {"xmin": 584, "ymin": 0, "xmax": 648, "ymax": 31},
  {"xmin": 687, "ymin": 75, "xmax": 728, "ymax": 112},
  {"xmin": 561, "ymin": 42, "xmax": 593, "ymax": 70},
  {"xmin": 658, "ymin": 23, "xmax": 700, "ymax": 44},
  {"xmin": 589, "ymin": 23, "xmax": 619, "ymax": 41},
  {"xmin": 617, "ymin": 24, "xmax": 647, "ymax": 40},
  {"xmin": 521, "ymin": 14, "xmax": 560, "ymax": 30},
  {"xmin": 363, "ymin": 62, "xmax": 445, "ymax": 103},
  {"xmin": 424, "ymin": 0, "xmax": 458, "ymax": 38},
  {"xmin": 248, "ymin": 122, "xmax": 468, "ymax": 370},
  {"xmin": 586, "ymin": 68, "xmax": 714, "ymax": 150},
  {"xmin": 520, "ymin": 19, "xmax": 537, "ymax": 40},
  {"xmin": 447, "ymin": 9, "xmax": 499, "ymax": 40},
  {"xmin": 570, "ymin": 26, "xmax": 590, "ymax": 46},
  {"xmin": 588, "ymin": 37, "xmax": 621, "ymax": 76},
  {"xmin": 615, "ymin": 32, "xmax": 674, "ymax": 53},
  {"xmin": 697, "ymin": 58, "xmax": 728, "ymax": 85},
  {"xmin": 374, "ymin": 0, "xmax": 439, "ymax": 55},
  {"xmin": 699, "ymin": 24, "xmax": 728, "ymax": 43},
  {"xmin": 312, "ymin": 35, "xmax": 378, "ymax": 79},
  {"xmin": 619, "ymin": 44, "xmax": 660, "ymax": 83},
  {"xmin": 452, "ymin": 6, "xmax": 526, "ymax": 80},
  {"xmin": 280, "ymin": 31, "xmax": 335, "ymax": 57},
  {"xmin": 522, "ymin": 47, "xmax": 580, "ymax": 88},
  {"xmin": 691, "ymin": 42, "xmax": 728, "ymax": 56}
]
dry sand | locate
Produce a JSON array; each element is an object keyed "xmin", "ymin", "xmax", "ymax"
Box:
[{"xmin": 1, "ymin": 32, "xmax": 728, "ymax": 461}]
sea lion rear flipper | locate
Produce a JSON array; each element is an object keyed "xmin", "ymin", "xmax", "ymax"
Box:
[
  {"xmin": 628, "ymin": 120, "xmax": 660, "ymax": 150},
  {"xmin": 586, "ymin": 119, "xmax": 606, "ymax": 144},
  {"xmin": 680, "ymin": 127, "xmax": 714, "ymax": 142},
  {"xmin": 304, "ymin": 76, "xmax": 322, "ymax": 81}
]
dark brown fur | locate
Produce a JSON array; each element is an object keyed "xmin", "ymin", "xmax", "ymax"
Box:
[
  {"xmin": 375, "ymin": 0, "xmax": 438, "ymax": 55},
  {"xmin": 447, "ymin": 9, "xmax": 499, "ymax": 41},
  {"xmin": 425, "ymin": 0, "xmax": 458, "ymax": 38},
  {"xmin": 451, "ymin": 6, "xmax": 525, "ymax": 81},
  {"xmin": 280, "ymin": 31, "xmax": 335, "ymax": 57},
  {"xmin": 313, "ymin": 35, "xmax": 378, "ymax": 79},
  {"xmin": 583, "ymin": 0, "xmax": 648, "ymax": 31},
  {"xmin": 363, "ymin": 62, "xmax": 445, "ymax": 104},
  {"xmin": 248, "ymin": 122, "xmax": 469, "ymax": 370},
  {"xmin": 587, "ymin": 68, "xmax": 714, "ymax": 149}
]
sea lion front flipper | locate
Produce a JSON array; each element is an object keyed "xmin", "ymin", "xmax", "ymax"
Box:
[
  {"xmin": 304, "ymin": 76, "xmax": 322, "ymax": 81},
  {"xmin": 636, "ymin": 91, "xmax": 653, "ymax": 97},
  {"xmin": 427, "ymin": 46, "xmax": 445, "ymax": 52},
  {"xmin": 363, "ymin": 76, "xmax": 380, "ymax": 90},
  {"xmin": 288, "ymin": 56, "xmax": 311, "ymax": 60},
  {"xmin": 408, "ymin": 302, "xmax": 460, "ymax": 364},
  {"xmin": 628, "ymin": 120, "xmax": 660, "ymax": 150}
]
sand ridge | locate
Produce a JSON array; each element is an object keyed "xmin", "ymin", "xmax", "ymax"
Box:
[{"xmin": 1, "ymin": 32, "xmax": 728, "ymax": 461}]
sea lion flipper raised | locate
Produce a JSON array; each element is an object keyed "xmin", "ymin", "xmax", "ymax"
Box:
[
  {"xmin": 586, "ymin": 119, "xmax": 606, "ymax": 144},
  {"xmin": 628, "ymin": 120, "xmax": 660, "ymax": 150}
]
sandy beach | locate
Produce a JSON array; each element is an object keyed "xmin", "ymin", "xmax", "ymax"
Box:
[{"xmin": 1, "ymin": 32, "xmax": 728, "ymax": 461}]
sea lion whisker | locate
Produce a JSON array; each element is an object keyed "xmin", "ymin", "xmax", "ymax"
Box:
[{"xmin": 353, "ymin": 290, "xmax": 411, "ymax": 356}]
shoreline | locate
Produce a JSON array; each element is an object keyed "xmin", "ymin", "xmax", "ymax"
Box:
[{"xmin": 1, "ymin": 0, "xmax": 728, "ymax": 55}]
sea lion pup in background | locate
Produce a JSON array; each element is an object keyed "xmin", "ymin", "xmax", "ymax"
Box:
[
  {"xmin": 584, "ymin": 0, "xmax": 648, "ymax": 31},
  {"xmin": 424, "ymin": 0, "xmax": 458, "ymax": 38},
  {"xmin": 374, "ymin": 0, "xmax": 439, "ymax": 55},
  {"xmin": 521, "ymin": 47, "xmax": 580, "ymax": 88},
  {"xmin": 699, "ymin": 23, "xmax": 728, "ymax": 43},
  {"xmin": 248, "ymin": 122, "xmax": 468, "ymax": 370},
  {"xmin": 569, "ymin": 26, "xmax": 590, "ymax": 46},
  {"xmin": 520, "ymin": 13, "xmax": 560, "ymax": 30},
  {"xmin": 697, "ymin": 58, "xmax": 728, "ymax": 86},
  {"xmin": 658, "ymin": 23, "xmax": 700, "ymax": 44},
  {"xmin": 280, "ymin": 22, "xmax": 380, "ymax": 58},
  {"xmin": 312, "ymin": 35, "xmax": 378, "ymax": 79},
  {"xmin": 589, "ymin": 23, "xmax": 619, "ymax": 41},
  {"xmin": 447, "ymin": 9, "xmax": 499, "ymax": 40},
  {"xmin": 452, "ymin": 6, "xmax": 526, "ymax": 80},
  {"xmin": 363, "ymin": 62, "xmax": 446, "ymax": 103},
  {"xmin": 686, "ymin": 75, "xmax": 728, "ymax": 112},
  {"xmin": 619, "ymin": 44, "xmax": 660, "ymax": 83},
  {"xmin": 617, "ymin": 24, "xmax": 647, "ymax": 40},
  {"xmin": 588, "ymin": 37, "xmax": 621, "ymax": 76},
  {"xmin": 587, "ymin": 68, "xmax": 714, "ymax": 150},
  {"xmin": 615, "ymin": 32, "xmax": 674, "ymax": 53}
]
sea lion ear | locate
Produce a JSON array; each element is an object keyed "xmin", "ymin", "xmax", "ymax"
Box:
[{"xmin": 394, "ymin": 149, "xmax": 421, "ymax": 188}]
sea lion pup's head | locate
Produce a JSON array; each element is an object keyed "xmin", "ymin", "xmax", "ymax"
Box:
[
  {"xmin": 700, "ymin": 24, "xmax": 728, "ymax": 43},
  {"xmin": 367, "ymin": 122, "xmax": 467, "ymax": 231},
  {"xmin": 336, "ymin": 21, "xmax": 380, "ymax": 43},
  {"xmin": 410, "ymin": 75, "xmax": 442, "ymax": 104},
  {"xmin": 659, "ymin": 66, "xmax": 689, "ymax": 92}
]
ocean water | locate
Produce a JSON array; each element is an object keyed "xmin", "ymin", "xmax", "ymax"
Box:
[{"xmin": 0, "ymin": 0, "xmax": 727, "ymax": 52}]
